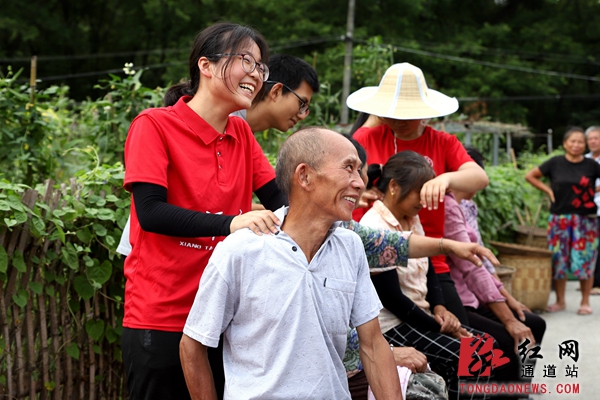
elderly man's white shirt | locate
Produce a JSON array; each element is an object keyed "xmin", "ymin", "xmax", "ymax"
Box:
[{"xmin": 184, "ymin": 206, "xmax": 382, "ymax": 400}]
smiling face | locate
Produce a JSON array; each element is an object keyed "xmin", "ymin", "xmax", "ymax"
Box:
[
  {"xmin": 215, "ymin": 41, "xmax": 264, "ymax": 111},
  {"xmin": 269, "ymin": 80, "xmax": 314, "ymax": 132},
  {"xmin": 311, "ymin": 133, "xmax": 365, "ymax": 222},
  {"xmin": 563, "ymin": 131, "xmax": 586, "ymax": 158}
]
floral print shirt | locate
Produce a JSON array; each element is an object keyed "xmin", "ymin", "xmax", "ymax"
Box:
[{"xmin": 342, "ymin": 220, "xmax": 411, "ymax": 270}]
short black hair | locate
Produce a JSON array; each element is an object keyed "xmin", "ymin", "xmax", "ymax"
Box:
[
  {"xmin": 464, "ymin": 145, "xmax": 485, "ymax": 169},
  {"xmin": 342, "ymin": 133, "xmax": 367, "ymax": 166},
  {"xmin": 259, "ymin": 54, "xmax": 319, "ymax": 101}
]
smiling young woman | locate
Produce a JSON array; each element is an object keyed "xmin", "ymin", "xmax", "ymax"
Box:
[{"xmin": 120, "ymin": 22, "xmax": 288, "ymax": 400}]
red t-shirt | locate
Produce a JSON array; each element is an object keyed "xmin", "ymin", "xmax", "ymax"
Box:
[
  {"xmin": 353, "ymin": 125, "xmax": 472, "ymax": 274},
  {"xmin": 123, "ymin": 96, "xmax": 275, "ymax": 331}
]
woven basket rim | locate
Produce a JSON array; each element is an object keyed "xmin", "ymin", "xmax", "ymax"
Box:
[{"xmin": 489, "ymin": 240, "xmax": 553, "ymax": 256}]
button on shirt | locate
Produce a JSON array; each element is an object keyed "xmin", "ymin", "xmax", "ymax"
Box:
[{"xmin": 184, "ymin": 207, "xmax": 382, "ymax": 400}]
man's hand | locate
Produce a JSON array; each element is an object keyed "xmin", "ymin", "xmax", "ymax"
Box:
[
  {"xmin": 443, "ymin": 240, "xmax": 499, "ymax": 268},
  {"xmin": 391, "ymin": 346, "xmax": 428, "ymax": 373},
  {"xmin": 230, "ymin": 210, "xmax": 281, "ymax": 235},
  {"xmin": 433, "ymin": 305, "xmax": 461, "ymax": 335}
]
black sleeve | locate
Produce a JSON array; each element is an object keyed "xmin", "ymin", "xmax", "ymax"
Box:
[
  {"xmin": 254, "ymin": 179, "xmax": 288, "ymax": 211},
  {"xmin": 370, "ymin": 269, "xmax": 441, "ymax": 332},
  {"xmin": 425, "ymin": 258, "xmax": 445, "ymax": 310},
  {"xmin": 132, "ymin": 182, "xmax": 234, "ymax": 237}
]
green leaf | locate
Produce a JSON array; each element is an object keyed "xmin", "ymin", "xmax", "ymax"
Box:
[
  {"xmin": 61, "ymin": 247, "xmax": 78, "ymax": 270},
  {"xmin": 93, "ymin": 344, "xmax": 101, "ymax": 354},
  {"xmin": 76, "ymin": 228, "xmax": 92, "ymax": 243},
  {"xmin": 73, "ymin": 275, "xmax": 94, "ymax": 300},
  {"xmin": 0, "ymin": 200, "xmax": 10, "ymax": 211},
  {"xmin": 0, "ymin": 246, "xmax": 7, "ymax": 274},
  {"xmin": 29, "ymin": 281, "xmax": 43, "ymax": 295},
  {"xmin": 88, "ymin": 260, "xmax": 112, "ymax": 285},
  {"xmin": 14, "ymin": 211, "xmax": 28, "ymax": 223},
  {"xmin": 85, "ymin": 319, "xmax": 105, "ymax": 341},
  {"xmin": 12, "ymin": 289, "xmax": 27, "ymax": 308},
  {"xmin": 105, "ymin": 235, "xmax": 116, "ymax": 247},
  {"xmin": 4, "ymin": 218, "xmax": 18, "ymax": 227},
  {"xmin": 66, "ymin": 343, "xmax": 80, "ymax": 360},
  {"xmin": 45, "ymin": 286, "xmax": 55, "ymax": 296},
  {"xmin": 93, "ymin": 223, "xmax": 107, "ymax": 237},
  {"xmin": 12, "ymin": 250, "xmax": 26, "ymax": 273},
  {"xmin": 105, "ymin": 326, "xmax": 117, "ymax": 343},
  {"xmin": 96, "ymin": 208, "xmax": 115, "ymax": 221},
  {"xmin": 105, "ymin": 194, "xmax": 119, "ymax": 202}
]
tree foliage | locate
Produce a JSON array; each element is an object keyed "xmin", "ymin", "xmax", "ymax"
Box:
[{"xmin": 2, "ymin": 0, "xmax": 600, "ymax": 133}]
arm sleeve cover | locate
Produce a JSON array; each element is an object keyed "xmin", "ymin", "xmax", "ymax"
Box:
[
  {"xmin": 254, "ymin": 179, "xmax": 288, "ymax": 211},
  {"xmin": 132, "ymin": 182, "xmax": 234, "ymax": 237},
  {"xmin": 370, "ymin": 269, "xmax": 441, "ymax": 332}
]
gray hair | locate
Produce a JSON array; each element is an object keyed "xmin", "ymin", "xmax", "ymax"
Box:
[
  {"xmin": 275, "ymin": 127, "xmax": 328, "ymax": 197},
  {"xmin": 585, "ymin": 126, "xmax": 600, "ymax": 137}
]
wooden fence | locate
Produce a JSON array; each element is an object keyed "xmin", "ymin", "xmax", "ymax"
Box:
[{"xmin": 0, "ymin": 180, "xmax": 126, "ymax": 400}]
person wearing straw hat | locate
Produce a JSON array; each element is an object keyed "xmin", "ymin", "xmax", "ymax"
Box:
[{"xmin": 348, "ymin": 63, "xmax": 489, "ymax": 325}]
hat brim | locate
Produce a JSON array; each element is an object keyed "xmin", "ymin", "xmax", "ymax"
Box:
[{"xmin": 347, "ymin": 86, "xmax": 459, "ymax": 120}]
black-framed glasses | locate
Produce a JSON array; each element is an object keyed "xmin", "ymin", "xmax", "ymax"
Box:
[
  {"xmin": 266, "ymin": 81, "xmax": 309, "ymax": 115},
  {"xmin": 212, "ymin": 53, "xmax": 270, "ymax": 82}
]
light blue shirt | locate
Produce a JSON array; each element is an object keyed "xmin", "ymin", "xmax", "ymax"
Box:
[{"xmin": 184, "ymin": 206, "xmax": 382, "ymax": 400}]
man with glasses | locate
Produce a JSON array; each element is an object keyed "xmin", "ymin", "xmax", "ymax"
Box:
[{"xmin": 231, "ymin": 53, "xmax": 319, "ymax": 133}]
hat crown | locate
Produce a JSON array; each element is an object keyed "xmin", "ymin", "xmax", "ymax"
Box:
[{"xmin": 346, "ymin": 62, "xmax": 458, "ymax": 120}]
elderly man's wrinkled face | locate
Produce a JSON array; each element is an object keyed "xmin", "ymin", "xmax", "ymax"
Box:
[
  {"xmin": 311, "ymin": 134, "xmax": 365, "ymax": 222},
  {"xmin": 587, "ymin": 130, "xmax": 600, "ymax": 155}
]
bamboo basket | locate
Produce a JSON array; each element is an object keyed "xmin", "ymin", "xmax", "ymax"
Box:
[
  {"xmin": 489, "ymin": 241, "xmax": 553, "ymax": 312},
  {"xmin": 513, "ymin": 225, "xmax": 548, "ymax": 249}
]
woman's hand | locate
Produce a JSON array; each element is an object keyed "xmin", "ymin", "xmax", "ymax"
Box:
[
  {"xmin": 505, "ymin": 295, "xmax": 531, "ymax": 322},
  {"xmin": 420, "ymin": 175, "xmax": 451, "ymax": 211},
  {"xmin": 433, "ymin": 305, "xmax": 461, "ymax": 334},
  {"xmin": 505, "ymin": 320, "xmax": 535, "ymax": 348},
  {"xmin": 450, "ymin": 327, "xmax": 473, "ymax": 340},
  {"xmin": 230, "ymin": 210, "xmax": 281, "ymax": 235},
  {"xmin": 443, "ymin": 239, "xmax": 500, "ymax": 268},
  {"xmin": 391, "ymin": 346, "xmax": 428, "ymax": 373},
  {"xmin": 356, "ymin": 188, "xmax": 382, "ymax": 209}
]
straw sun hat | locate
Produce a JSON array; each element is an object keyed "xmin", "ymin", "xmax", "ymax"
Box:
[{"xmin": 346, "ymin": 63, "xmax": 459, "ymax": 120}]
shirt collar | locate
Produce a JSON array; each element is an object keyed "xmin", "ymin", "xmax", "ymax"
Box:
[
  {"xmin": 372, "ymin": 200, "xmax": 401, "ymax": 229},
  {"xmin": 586, "ymin": 152, "xmax": 600, "ymax": 162},
  {"xmin": 173, "ymin": 96, "xmax": 240, "ymax": 144},
  {"xmin": 274, "ymin": 206, "xmax": 342, "ymax": 237}
]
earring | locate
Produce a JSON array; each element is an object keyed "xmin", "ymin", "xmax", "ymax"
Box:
[{"xmin": 390, "ymin": 190, "xmax": 394, "ymax": 197}]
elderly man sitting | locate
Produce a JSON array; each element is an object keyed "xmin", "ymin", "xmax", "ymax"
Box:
[{"xmin": 180, "ymin": 127, "xmax": 402, "ymax": 399}]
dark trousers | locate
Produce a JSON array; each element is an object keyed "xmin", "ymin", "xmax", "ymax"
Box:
[
  {"xmin": 438, "ymin": 272, "xmax": 470, "ymax": 325},
  {"xmin": 122, "ymin": 328, "xmax": 225, "ymax": 400},
  {"xmin": 465, "ymin": 306, "xmax": 546, "ymax": 383}
]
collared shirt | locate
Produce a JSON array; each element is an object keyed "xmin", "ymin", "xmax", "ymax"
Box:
[
  {"xmin": 184, "ymin": 207, "xmax": 382, "ymax": 400},
  {"xmin": 122, "ymin": 96, "xmax": 275, "ymax": 331},
  {"xmin": 459, "ymin": 199, "xmax": 496, "ymax": 274},
  {"xmin": 444, "ymin": 193, "xmax": 504, "ymax": 309},
  {"xmin": 360, "ymin": 200, "xmax": 430, "ymax": 332},
  {"xmin": 585, "ymin": 151, "xmax": 600, "ymax": 216}
]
